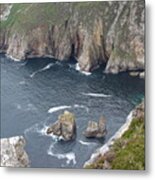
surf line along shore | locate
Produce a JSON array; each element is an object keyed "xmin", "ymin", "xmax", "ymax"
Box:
[{"xmin": 83, "ymin": 101, "xmax": 144, "ymax": 168}]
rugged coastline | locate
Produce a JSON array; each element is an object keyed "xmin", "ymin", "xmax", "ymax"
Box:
[
  {"xmin": 0, "ymin": 1, "xmax": 145, "ymax": 75},
  {"xmin": 0, "ymin": 136, "xmax": 30, "ymax": 167},
  {"xmin": 84, "ymin": 101, "xmax": 145, "ymax": 169},
  {"xmin": 0, "ymin": 1, "xmax": 145, "ymax": 169}
]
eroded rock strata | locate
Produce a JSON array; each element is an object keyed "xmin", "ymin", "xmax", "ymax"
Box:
[
  {"xmin": 83, "ymin": 116, "xmax": 107, "ymax": 138},
  {"xmin": 84, "ymin": 101, "xmax": 145, "ymax": 169},
  {"xmin": 47, "ymin": 111, "xmax": 76, "ymax": 141},
  {"xmin": 0, "ymin": 1, "xmax": 144, "ymax": 73},
  {"xmin": 0, "ymin": 136, "xmax": 30, "ymax": 167}
]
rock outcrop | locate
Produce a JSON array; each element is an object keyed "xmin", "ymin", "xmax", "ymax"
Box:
[
  {"xmin": 0, "ymin": 136, "xmax": 30, "ymax": 167},
  {"xmin": 0, "ymin": 1, "xmax": 145, "ymax": 74},
  {"xmin": 83, "ymin": 116, "xmax": 107, "ymax": 138},
  {"xmin": 84, "ymin": 100, "xmax": 145, "ymax": 169},
  {"xmin": 47, "ymin": 111, "xmax": 76, "ymax": 141}
]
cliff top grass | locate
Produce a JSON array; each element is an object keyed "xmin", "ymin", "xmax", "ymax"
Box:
[
  {"xmin": 0, "ymin": 2, "xmax": 120, "ymax": 34},
  {"xmin": 85, "ymin": 114, "xmax": 145, "ymax": 170}
]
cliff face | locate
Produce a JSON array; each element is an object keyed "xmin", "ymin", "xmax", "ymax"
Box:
[
  {"xmin": 0, "ymin": 136, "xmax": 30, "ymax": 167},
  {"xmin": 0, "ymin": 1, "xmax": 145, "ymax": 73},
  {"xmin": 84, "ymin": 101, "xmax": 145, "ymax": 169}
]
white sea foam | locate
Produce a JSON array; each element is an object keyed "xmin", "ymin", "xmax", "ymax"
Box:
[
  {"xmin": 41, "ymin": 63, "xmax": 54, "ymax": 71},
  {"xmin": 24, "ymin": 122, "xmax": 64, "ymax": 141},
  {"xmin": 30, "ymin": 63, "xmax": 54, "ymax": 78},
  {"xmin": 37, "ymin": 124, "xmax": 49, "ymax": 136},
  {"xmin": 75, "ymin": 63, "xmax": 92, "ymax": 76},
  {"xmin": 47, "ymin": 143, "xmax": 76, "ymax": 165},
  {"xmin": 73, "ymin": 104, "xmax": 89, "ymax": 113},
  {"xmin": 48, "ymin": 105, "xmax": 72, "ymax": 114},
  {"xmin": 84, "ymin": 111, "xmax": 134, "ymax": 167},
  {"xmin": 81, "ymin": 92, "xmax": 111, "ymax": 98},
  {"xmin": 7, "ymin": 54, "xmax": 21, "ymax": 62},
  {"xmin": 79, "ymin": 140, "xmax": 97, "ymax": 146},
  {"xmin": 30, "ymin": 71, "xmax": 38, "ymax": 78},
  {"xmin": 24, "ymin": 123, "xmax": 50, "ymax": 138}
]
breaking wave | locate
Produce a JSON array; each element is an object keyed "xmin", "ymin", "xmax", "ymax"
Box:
[
  {"xmin": 48, "ymin": 104, "xmax": 89, "ymax": 114},
  {"xmin": 47, "ymin": 143, "xmax": 76, "ymax": 165},
  {"xmin": 79, "ymin": 140, "xmax": 97, "ymax": 146},
  {"xmin": 30, "ymin": 63, "xmax": 54, "ymax": 78},
  {"xmin": 48, "ymin": 105, "xmax": 72, "ymax": 113},
  {"xmin": 75, "ymin": 63, "xmax": 92, "ymax": 76},
  {"xmin": 81, "ymin": 92, "xmax": 111, "ymax": 98}
]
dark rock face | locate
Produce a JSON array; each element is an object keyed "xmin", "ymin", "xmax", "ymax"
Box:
[
  {"xmin": 0, "ymin": 1, "xmax": 144, "ymax": 74},
  {"xmin": 0, "ymin": 136, "xmax": 30, "ymax": 167},
  {"xmin": 132, "ymin": 100, "xmax": 144, "ymax": 120},
  {"xmin": 47, "ymin": 111, "xmax": 76, "ymax": 141},
  {"xmin": 83, "ymin": 116, "xmax": 107, "ymax": 138}
]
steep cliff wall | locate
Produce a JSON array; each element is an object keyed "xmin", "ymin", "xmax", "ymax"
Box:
[
  {"xmin": 84, "ymin": 101, "xmax": 145, "ymax": 170},
  {"xmin": 0, "ymin": 136, "xmax": 30, "ymax": 167},
  {"xmin": 0, "ymin": 1, "xmax": 145, "ymax": 73}
]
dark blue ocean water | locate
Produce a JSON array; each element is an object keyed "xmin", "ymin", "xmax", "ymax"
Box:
[{"xmin": 0, "ymin": 54, "xmax": 144, "ymax": 168}]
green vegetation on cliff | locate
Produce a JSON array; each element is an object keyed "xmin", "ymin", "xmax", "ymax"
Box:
[
  {"xmin": 0, "ymin": 1, "xmax": 145, "ymax": 73},
  {"xmin": 1, "ymin": 2, "xmax": 106, "ymax": 32},
  {"xmin": 86, "ymin": 102, "xmax": 145, "ymax": 170}
]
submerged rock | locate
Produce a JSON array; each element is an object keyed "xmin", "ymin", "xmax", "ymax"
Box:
[
  {"xmin": 0, "ymin": 136, "xmax": 30, "ymax": 167},
  {"xmin": 83, "ymin": 116, "xmax": 107, "ymax": 138},
  {"xmin": 47, "ymin": 111, "xmax": 76, "ymax": 141}
]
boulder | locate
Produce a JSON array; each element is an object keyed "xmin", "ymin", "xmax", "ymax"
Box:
[
  {"xmin": 46, "ymin": 121, "xmax": 61, "ymax": 136},
  {"xmin": 47, "ymin": 111, "xmax": 76, "ymax": 141},
  {"xmin": 83, "ymin": 121, "xmax": 99, "ymax": 138},
  {"xmin": 83, "ymin": 116, "xmax": 107, "ymax": 138},
  {"xmin": 97, "ymin": 116, "xmax": 107, "ymax": 138},
  {"xmin": 0, "ymin": 136, "xmax": 30, "ymax": 167}
]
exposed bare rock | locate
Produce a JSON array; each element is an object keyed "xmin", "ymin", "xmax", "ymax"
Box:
[
  {"xmin": 0, "ymin": 1, "xmax": 145, "ymax": 73},
  {"xmin": 0, "ymin": 4, "xmax": 12, "ymax": 21},
  {"xmin": 84, "ymin": 100, "xmax": 144, "ymax": 168},
  {"xmin": 83, "ymin": 121, "xmax": 99, "ymax": 138},
  {"xmin": 47, "ymin": 111, "xmax": 76, "ymax": 141},
  {"xmin": 0, "ymin": 136, "xmax": 30, "ymax": 167},
  {"xmin": 83, "ymin": 116, "xmax": 107, "ymax": 138}
]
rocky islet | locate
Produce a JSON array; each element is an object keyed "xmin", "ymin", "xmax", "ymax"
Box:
[
  {"xmin": 46, "ymin": 111, "xmax": 107, "ymax": 141},
  {"xmin": 0, "ymin": 1, "xmax": 145, "ymax": 168}
]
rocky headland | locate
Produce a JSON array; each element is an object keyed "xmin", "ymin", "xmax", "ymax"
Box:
[
  {"xmin": 0, "ymin": 1, "xmax": 145, "ymax": 75},
  {"xmin": 0, "ymin": 136, "xmax": 30, "ymax": 167},
  {"xmin": 84, "ymin": 101, "xmax": 145, "ymax": 170}
]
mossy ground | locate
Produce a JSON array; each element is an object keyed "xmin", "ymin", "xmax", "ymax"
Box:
[
  {"xmin": 0, "ymin": 2, "xmax": 119, "ymax": 34},
  {"xmin": 86, "ymin": 116, "xmax": 145, "ymax": 170}
]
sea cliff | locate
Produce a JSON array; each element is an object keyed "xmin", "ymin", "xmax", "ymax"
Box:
[
  {"xmin": 84, "ymin": 101, "xmax": 145, "ymax": 170},
  {"xmin": 0, "ymin": 1, "xmax": 145, "ymax": 74}
]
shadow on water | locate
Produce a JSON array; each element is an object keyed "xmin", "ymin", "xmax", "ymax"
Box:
[{"xmin": 1, "ymin": 54, "xmax": 145, "ymax": 168}]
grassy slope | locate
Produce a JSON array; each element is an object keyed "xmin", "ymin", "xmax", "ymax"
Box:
[
  {"xmin": 1, "ymin": 2, "xmax": 117, "ymax": 34},
  {"xmin": 86, "ymin": 115, "xmax": 145, "ymax": 170}
]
